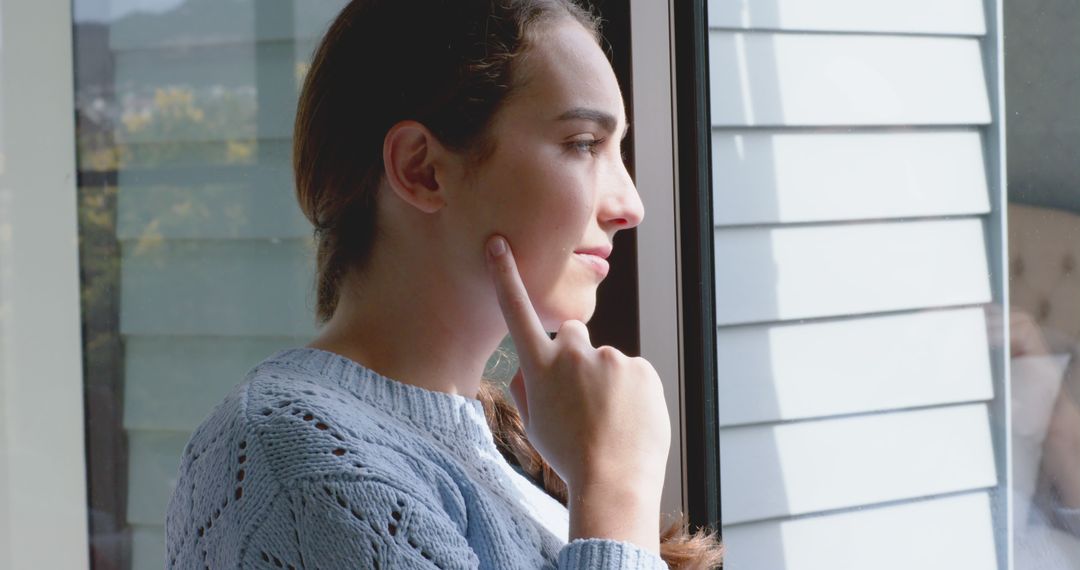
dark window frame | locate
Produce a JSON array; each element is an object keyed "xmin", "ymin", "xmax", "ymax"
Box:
[{"xmin": 672, "ymin": 0, "xmax": 722, "ymax": 531}]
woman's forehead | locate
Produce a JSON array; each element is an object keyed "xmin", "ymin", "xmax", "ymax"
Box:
[{"xmin": 509, "ymin": 20, "xmax": 625, "ymax": 128}]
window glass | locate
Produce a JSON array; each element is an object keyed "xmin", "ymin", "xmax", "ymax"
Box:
[
  {"xmin": 1004, "ymin": 0, "xmax": 1080, "ymax": 567},
  {"xmin": 70, "ymin": 1, "xmax": 516, "ymax": 567}
]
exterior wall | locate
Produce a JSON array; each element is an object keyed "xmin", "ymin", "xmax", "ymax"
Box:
[{"xmin": 705, "ymin": 0, "xmax": 1008, "ymax": 567}]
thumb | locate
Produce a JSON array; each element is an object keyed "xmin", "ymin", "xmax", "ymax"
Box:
[{"xmin": 508, "ymin": 367, "xmax": 529, "ymax": 426}]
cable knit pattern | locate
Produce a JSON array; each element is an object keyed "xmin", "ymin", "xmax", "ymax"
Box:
[{"xmin": 165, "ymin": 347, "xmax": 668, "ymax": 569}]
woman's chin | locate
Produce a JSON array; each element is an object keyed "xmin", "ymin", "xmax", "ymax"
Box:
[{"xmin": 539, "ymin": 292, "xmax": 598, "ymax": 332}]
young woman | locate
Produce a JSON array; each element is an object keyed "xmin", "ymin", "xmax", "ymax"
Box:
[{"xmin": 165, "ymin": 0, "xmax": 723, "ymax": 568}]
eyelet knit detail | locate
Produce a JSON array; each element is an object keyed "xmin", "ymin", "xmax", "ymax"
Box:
[{"xmin": 165, "ymin": 347, "xmax": 668, "ymax": 569}]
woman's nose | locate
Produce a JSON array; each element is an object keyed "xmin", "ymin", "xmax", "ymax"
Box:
[{"xmin": 599, "ymin": 162, "xmax": 645, "ymax": 230}]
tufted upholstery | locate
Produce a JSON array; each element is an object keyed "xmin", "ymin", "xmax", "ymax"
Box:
[
  {"xmin": 1008, "ymin": 204, "xmax": 1080, "ymax": 566},
  {"xmin": 1010, "ymin": 203, "xmax": 1080, "ymax": 347}
]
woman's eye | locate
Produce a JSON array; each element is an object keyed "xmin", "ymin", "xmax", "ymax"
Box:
[{"xmin": 567, "ymin": 138, "xmax": 605, "ymax": 156}]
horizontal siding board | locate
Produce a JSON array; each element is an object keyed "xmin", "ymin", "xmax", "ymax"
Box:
[
  {"xmin": 712, "ymin": 129, "xmax": 990, "ymax": 225},
  {"xmin": 718, "ymin": 404, "xmax": 997, "ymax": 523},
  {"xmin": 709, "ymin": 32, "xmax": 991, "ymax": 126},
  {"xmin": 124, "ymin": 336, "xmax": 309, "ymax": 431},
  {"xmin": 714, "ymin": 218, "xmax": 992, "ymax": 325},
  {"xmin": 114, "ymin": 40, "xmax": 313, "ymax": 144},
  {"xmin": 721, "ymin": 492, "xmax": 998, "ymax": 570},
  {"xmin": 708, "ymin": 0, "xmax": 986, "ymax": 36},
  {"xmin": 126, "ymin": 430, "xmax": 188, "ymax": 526},
  {"xmin": 117, "ymin": 177, "xmax": 311, "ymax": 241},
  {"xmin": 131, "ymin": 524, "xmax": 166, "ymax": 570},
  {"xmin": 119, "ymin": 238, "xmax": 318, "ymax": 336},
  {"xmin": 716, "ymin": 307, "xmax": 994, "ymax": 426},
  {"xmin": 115, "ymin": 138, "xmax": 291, "ymax": 170},
  {"xmin": 107, "ymin": 0, "xmax": 346, "ymax": 50}
]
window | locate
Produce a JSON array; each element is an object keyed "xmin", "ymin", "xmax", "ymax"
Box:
[
  {"xmin": 646, "ymin": 0, "xmax": 1080, "ymax": 568},
  {"xmin": 68, "ymin": 1, "xmax": 619, "ymax": 567},
  {"xmin": 73, "ymin": 2, "xmax": 347, "ymax": 565},
  {"xmin": 3, "ymin": 0, "xmax": 1079, "ymax": 568}
]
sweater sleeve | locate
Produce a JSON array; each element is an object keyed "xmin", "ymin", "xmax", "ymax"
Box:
[
  {"xmin": 558, "ymin": 538, "xmax": 669, "ymax": 569},
  {"xmin": 246, "ymin": 477, "xmax": 668, "ymax": 569}
]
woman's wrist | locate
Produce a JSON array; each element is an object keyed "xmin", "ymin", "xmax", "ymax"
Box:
[{"xmin": 567, "ymin": 477, "xmax": 663, "ymax": 554}]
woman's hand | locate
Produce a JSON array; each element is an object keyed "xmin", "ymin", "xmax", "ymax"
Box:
[{"xmin": 485, "ymin": 235, "xmax": 670, "ymax": 553}]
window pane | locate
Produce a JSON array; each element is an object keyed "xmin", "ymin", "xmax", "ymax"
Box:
[
  {"xmin": 73, "ymin": 2, "xmax": 339, "ymax": 566},
  {"xmin": 71, "ymin": 1, "xmax": 517, "ymax": 567},
  {"xmin": 1004, "ymin": 0, "xmax": 1080, "ymax": 567}
]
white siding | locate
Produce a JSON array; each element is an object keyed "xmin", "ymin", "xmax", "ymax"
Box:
[
  {"xmin": 706, "ymin": 2, "xmax": 1005, "ymax": 566},
  {"xmin": 708, "ymin": 0, "xmax": 986, "ymax": 35},
  {"xmin": 722, "ymin": 492, "xmax": 998, "ymax": 570},
  {"xmin": 719, "ymin": 404, "xmax": 997, "ymax": 523},
  {"xmin": 716, "ymin": 307, "xmax": 994, "ymax": 425},
  {"xmin": 714, "ymin": 218, "xmax": 992, "ymax": 325},
  {"xmin": 709, "ymin": 33, "xmax": 991, "ymax": 126},
  {"xmin": 712, "ymin": 129, "xmax": 990, "ymax": 225}
]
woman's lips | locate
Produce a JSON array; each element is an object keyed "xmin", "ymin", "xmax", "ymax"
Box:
[{"xmin": 574, "ymin": 252, "xmax": 610, "ymax": 278}]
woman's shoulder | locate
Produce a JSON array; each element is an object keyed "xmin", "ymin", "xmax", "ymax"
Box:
[
  {"xmin": 184, "ymin": 353, "xmax": 445, "ymax": 490},
  {"xmin": 165, "ymin": 352, "xmax": 475, "ymax": 567},
  {"xmin": 167, "ymin": 350, "xmax": 468, "ymax": 524}
]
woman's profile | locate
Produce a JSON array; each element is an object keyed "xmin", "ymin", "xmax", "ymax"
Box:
[{"xmin": 165, "ymin": 0, "xmax": 723, "ymax": 567}]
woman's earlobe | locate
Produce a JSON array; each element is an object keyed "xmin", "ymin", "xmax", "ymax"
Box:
[{"xmin": 382, "ymin": 120, "xmax": 447, "ymax": 214}]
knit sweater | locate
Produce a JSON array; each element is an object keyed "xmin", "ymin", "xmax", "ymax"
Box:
[{"xmin": 165, "ymin": 347, "xmax": 669, "ymax": 569}]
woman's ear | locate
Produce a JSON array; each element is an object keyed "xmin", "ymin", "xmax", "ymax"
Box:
[{"xmin": 382, "ymin": 120, "xmax": 452, "ymax": 214}]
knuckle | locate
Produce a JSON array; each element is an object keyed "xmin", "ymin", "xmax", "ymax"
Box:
[
  {"xmin": 562, "ymin": 343, "xmax": 590, "ymax": 364},
  {"xmin": 558, "ymin": 319, "xmax": 587, "ymax": 335},
  {"xmin": 631, "ymin": 356, "xmax": 658, "ymax": 378},
  {"xmin": 556, "ymin": 320, "xmax": 590, "ymax": 344},
  {"xmin": 596, "ymin": 345, "xmax": 623, "ymax": 363}
]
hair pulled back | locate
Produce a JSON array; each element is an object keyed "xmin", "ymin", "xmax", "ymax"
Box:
[{"xmin": 293, "ymin": 1, "xmax": 723, "ymax": 567}]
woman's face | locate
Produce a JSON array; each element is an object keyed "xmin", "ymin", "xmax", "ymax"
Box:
[{"xmin": 444, "ymin": 18, "xmax": 644, "ymax": 332}]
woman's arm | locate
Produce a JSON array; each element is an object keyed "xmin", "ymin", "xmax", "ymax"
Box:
[{"xmin": 246, "ymin": 476, "xmax": 668, "ymax": 569}]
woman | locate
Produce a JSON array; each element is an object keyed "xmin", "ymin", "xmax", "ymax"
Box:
[{"xmin": 165, "ymin": 0, "xmax": 723, "ymax": 568}]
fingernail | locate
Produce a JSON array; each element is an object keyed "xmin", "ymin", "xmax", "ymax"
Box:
[{"xmin": 488, "ymin": 236, "xmax": 507, "ymax": 257}]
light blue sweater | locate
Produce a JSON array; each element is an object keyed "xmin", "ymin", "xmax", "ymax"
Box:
[{"xmin": 165, "ymin": 347, "xmax": 669, "ymax": 569}]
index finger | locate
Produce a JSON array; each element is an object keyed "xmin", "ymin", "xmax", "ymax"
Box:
[{"xmin": 485, "ymin": 235, "xmax": 551, "ymax": 367}]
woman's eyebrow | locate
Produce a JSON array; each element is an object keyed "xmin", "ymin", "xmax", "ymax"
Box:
[{"xmin": 556, "ymin": 107, "xmax": 630, "ymax": 140}]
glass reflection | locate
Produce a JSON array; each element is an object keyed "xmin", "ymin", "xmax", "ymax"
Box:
[
  {"xmin": 75, "ymin": 1, "xmax": 318, "ymax": 565},
  {"xmin": 1006, "ymin": 0, "xmax": 1080, "ymax": 566},
  {"xmin": 72, "ymin": 1, "xmax": 517, "ymax": 568}
]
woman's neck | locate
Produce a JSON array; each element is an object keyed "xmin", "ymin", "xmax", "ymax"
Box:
[{"xmin": 306, "ymin": 244, "xmax": 506, "ymax": 400}]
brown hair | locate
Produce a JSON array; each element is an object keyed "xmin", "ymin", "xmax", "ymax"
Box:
[{"xmin": 293, "ymin": 1, "xmax": 723, "ymax": 567}]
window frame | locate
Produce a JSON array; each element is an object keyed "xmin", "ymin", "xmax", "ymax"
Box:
[
  {"xmin": 0, "ymin": 0, "xmax": 91, "ymax": 568},
  {"xmin": 629, "ymin": 0, "xmax": 721, "ymax": 526}
]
